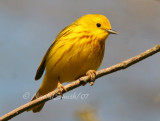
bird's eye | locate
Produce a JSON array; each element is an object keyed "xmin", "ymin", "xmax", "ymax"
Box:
[{"xmin": 96, "ymin": 23, "xmax": 101, "ymax": 27}]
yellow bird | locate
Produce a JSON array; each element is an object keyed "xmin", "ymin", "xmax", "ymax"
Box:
[{"xmin": 28, "ymin": 14, "xmax": 117, "ymax": 113}]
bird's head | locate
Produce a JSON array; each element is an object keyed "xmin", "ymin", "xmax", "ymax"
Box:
[{"xmin": 74, "ymin": 14, "xmax": 118, "ymax": 41}]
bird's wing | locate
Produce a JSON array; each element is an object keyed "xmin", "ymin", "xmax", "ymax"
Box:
[
  {"xmin": 35, "ymin": 24, "xmax": 75, "ymax": 80},
  {"xmin": 35, "ymin": 42, "xmax": 55, "ymax": 80}
]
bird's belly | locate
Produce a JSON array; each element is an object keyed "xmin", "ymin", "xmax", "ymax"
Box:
[
  {"xmin": 60, "ymin": 51, "xmax": 103, "ymax": 82},
  {"xmin": 61, "ymin": 55, "xmax": 99, "ymax": 81}
]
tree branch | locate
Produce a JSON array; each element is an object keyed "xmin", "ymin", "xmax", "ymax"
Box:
[{"xmin": 0, "ymin": 44, "xmax": 160, "ymax": 121}]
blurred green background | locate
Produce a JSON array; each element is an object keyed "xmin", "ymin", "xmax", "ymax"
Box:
[{"xmin": 0, "ymin": 0, "xmax": 160, "ymax": 121}]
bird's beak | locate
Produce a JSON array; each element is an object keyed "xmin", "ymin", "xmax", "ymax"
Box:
[{"xmin": 106, "ymin": 29, "xmax": 118, "ymax": 34}]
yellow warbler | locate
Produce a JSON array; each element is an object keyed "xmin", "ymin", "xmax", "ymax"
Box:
[{"xmin": 28, "ymin": 14, "xmax": 117, "ymax": 113}]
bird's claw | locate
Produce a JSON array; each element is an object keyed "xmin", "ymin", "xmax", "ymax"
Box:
[
  {"xmin": 57, "ymin": 81, "xmax": 67, "ymax": 99},
  {"xmin": 86, "ymin": 70, "xmax": 96, "ymax": 86}
]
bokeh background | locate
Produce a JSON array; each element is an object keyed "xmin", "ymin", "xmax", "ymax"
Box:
[{"xmin": 0, "ymin": 0, "xmax": 160, "ymax": 121}]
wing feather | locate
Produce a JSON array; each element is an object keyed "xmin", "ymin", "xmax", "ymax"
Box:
[{"xmin": 35, "ymin": 24, "xmax": 75, "ymax": 80}]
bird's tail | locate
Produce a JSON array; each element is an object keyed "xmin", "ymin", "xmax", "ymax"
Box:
[
  {"xmin": 27, "ymin": 74, "xmax": 57, "ymax": 113},
  {"xmin": 27, "ymin": 88, "xmax": 45, "ymax": 113}
]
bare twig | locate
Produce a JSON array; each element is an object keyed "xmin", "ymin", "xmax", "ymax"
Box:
[{"xmin": 0, "ymin": 44, "xmax": 160, "ymax": 121}]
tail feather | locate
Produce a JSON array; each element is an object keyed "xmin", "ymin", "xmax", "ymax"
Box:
[
  {"xmin": 27, "ymin": 74, "xmax": 57, "ymax": 113},
  {"xmin": 32, "ymin": 103, "xmax": 45, "ymax": 113},
  {"xmin": 27, "ymin": 88, "xmax": 46, "ymax": 113}
]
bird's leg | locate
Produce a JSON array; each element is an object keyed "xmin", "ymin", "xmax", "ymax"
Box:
[
  {"xmin": 57, "ymin": 81, "xmax": 67, "ymax": 99},
  {"xmin": 86, "ymin": 70, "xmax": 96, "ymax": 86}
]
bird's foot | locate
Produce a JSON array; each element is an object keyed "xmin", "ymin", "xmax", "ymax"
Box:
[
  {"xmin": 57, "ymin": 81, "xmax": 67, "ymax": 99},
  {"xmin": 86, "ymin": 70, "xmax": 96, "ymax": 86}
]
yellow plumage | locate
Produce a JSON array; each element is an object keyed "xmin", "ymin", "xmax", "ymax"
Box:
[{"xmin": 28, "ymin": 14, "xmax": 117, "ymax": 112}]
